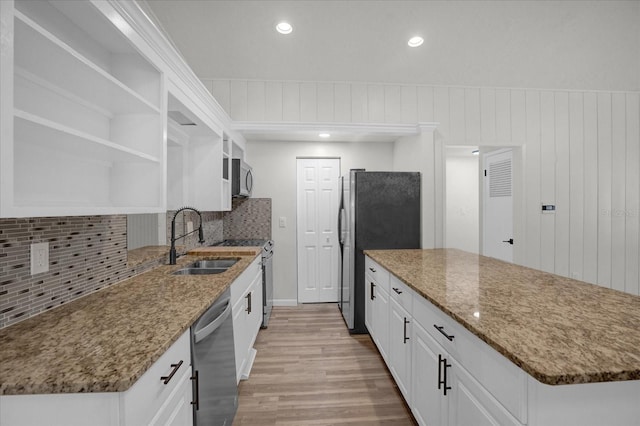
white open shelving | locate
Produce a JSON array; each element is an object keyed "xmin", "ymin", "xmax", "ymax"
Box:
[
  {"xmin": 1, "ymin": 0, "xmax": 244, "ymax": 218},
  {"xmin": 2, "ymin": 0, "xmax": 165, "ymax": 217},
  {"xmin": 166, "ymin": 91, "xmax": 231, "ymax": 212}
]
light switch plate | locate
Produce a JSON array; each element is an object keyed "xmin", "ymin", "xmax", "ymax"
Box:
[{"xmin": 30, "ymin": 242, "xmax": 49, "ymax": 275}]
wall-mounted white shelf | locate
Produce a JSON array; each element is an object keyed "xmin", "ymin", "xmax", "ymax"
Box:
[
  {"xmin": 14, "ymin": 12, "xmax": 160, "ymax": 115},
  {"xmin": 1, "ymin": 0, "xmax": 165, "ymax": 217},
  {"xmin": 15, "ymin": 110, "xmax": 161, "ymax": 163}
]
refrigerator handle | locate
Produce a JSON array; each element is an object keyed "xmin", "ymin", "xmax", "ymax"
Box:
[{"xmin": 338, "ymin": 208, "xmax": 346, "ymax": 245}]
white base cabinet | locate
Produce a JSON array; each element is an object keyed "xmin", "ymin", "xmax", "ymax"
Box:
[
  {"xmin": 389, "ymin": 297, "xmax": 412, "ymax": 401},
  {"xmin": 364, "ymin": 255, "xmax": 640, "ymax": 426},
  {"xmin": 0, "ymin": 330, "xmax": 193, "ymax": 426},
  {"xmin": 231, "ymin": 255, "xmax": 263, "ymax": 383},
  {"xmin": 365, "ymin": 256, "xmax": 390, "ymax": 362},
  {"xmin": 411, "ymin": 321, "xmax": 448, "ymax": 426}
]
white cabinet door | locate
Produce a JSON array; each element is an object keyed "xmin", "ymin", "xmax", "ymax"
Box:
[
  {"xmin": 231, "ymin": 256, "xmax": 262, "ymax": 383},
  {"xmin": 149, "ymin": 367, "xmax": 194, "ymax": 426},
  {"xmin": 411, "ymin": 321, "xmax": 448, "ymax": 426},
  {"xmin": 448, "ymin": 357, "xmax": 522, "ymax": 426},
  {"xmin": 373, "ymin": 285, "xmax": 390, "ymax": 363},
  {"xmin": 365, "ymin": 274, "xmax": 374, "ymax": 334},
  {"xmin": 247, "ymin": 270, "xmax": 263, "ymax": 343},
  {"xmin": 389, "ymin": 298, "xmax": 412, "ymax": 401},
  {"xmin": 232, "ymin": 290, "xmax": 248, "ymax": 384}
]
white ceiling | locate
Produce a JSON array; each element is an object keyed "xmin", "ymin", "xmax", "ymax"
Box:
[
  {"xmin": 142, "ymin": 0, "xmax": 639, "ymax": 143},
  {"xmin": 143, "ymin": 0, "xmax": 639, "ymax": 91}
]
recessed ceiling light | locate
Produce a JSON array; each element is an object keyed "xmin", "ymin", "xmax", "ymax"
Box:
[
  {"xmin": 276, "ymin": 22, "xmax": 293, "ymax": 35},
  {"xmin": 319, "ymin": 133, "xmax": 330, "ymax": 138},
  {"xmin": 408, "ymin": 36, "xmax": 424, "ymax": 47}
]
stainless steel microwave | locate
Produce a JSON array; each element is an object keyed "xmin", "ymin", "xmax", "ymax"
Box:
[{"xmin": 232, "ymin": 158, "xmax": 253, "ymax": 197}]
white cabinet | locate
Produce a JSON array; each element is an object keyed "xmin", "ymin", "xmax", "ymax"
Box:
[
  {"xmin": 0, "ymin": 330, "xmax": 193, "ymax": 426},
  {"xmin": 389, "ymin": 297, "xmax": 412, "ymax": 401},
  {"xmin": 365, "ymin": 257, "xmax": 390, "ymax": 362},
  {"xmin": 1, "ymin": 0, "xmax": 165, "ymax": 217},
  {"xmin": 166, "ymin": 88, "xmax": 232, "ymax": 212},
  {"xmin": 364, "ymin": 255, "xmax": 526, "ymax": 426},
  {"xmin": 411, "ymin": 321, "xmax": 448, "ymax": 426},
  {"xmin": 0, "ymin": 0, "xmax": 244, "ymax": 217},
  {"xmin": 231, "ymin": 256, "xmax": 263, "ymax": 383}
]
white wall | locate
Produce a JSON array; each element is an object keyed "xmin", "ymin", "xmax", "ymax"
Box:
[
  {"xmin": 246, "ymin": 140, "xmax": 394, "ymax": 304},
  {"xmin": 446, "ymin": 150, "xmax": 480, "ymax": 254},
  {"xmin": 211, "ymin": 80, "xmax": 640, "ymax": 297},
  {"xmin": 393, "ymin": 130, "xmax": 444, "ymax": 249}
]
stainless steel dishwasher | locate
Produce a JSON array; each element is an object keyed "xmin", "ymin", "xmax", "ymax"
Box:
[{"xmin": 191, "ymin": 288, "xmax": 237, "ymax": 426}]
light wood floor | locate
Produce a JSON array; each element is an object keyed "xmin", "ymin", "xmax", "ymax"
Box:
[{"xmin": 233, "ymin": 303, "xmax": 417, "ymax": 426}]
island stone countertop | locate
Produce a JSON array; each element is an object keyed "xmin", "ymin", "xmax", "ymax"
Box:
[
  {"xmin": 364, "ymin": 248, "xmax": 640, "ymax": 386},
  {"xmin": 0, "ymin": 248, "xmax": 261, "ymax": 395}
]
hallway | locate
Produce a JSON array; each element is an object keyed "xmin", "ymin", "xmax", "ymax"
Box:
[{"xmin": 233, "ymin": 303, "xmax": 416, "ymax": 425}]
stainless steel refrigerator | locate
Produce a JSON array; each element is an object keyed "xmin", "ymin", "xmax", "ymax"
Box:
[{"xmin": 338, "ymin": 170, "xmax": 421, "ymax": 334}]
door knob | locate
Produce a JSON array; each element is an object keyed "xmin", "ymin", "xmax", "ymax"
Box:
[{"xmin": 502, "ymin": 238, "xmax": 514, "ymax": 245}]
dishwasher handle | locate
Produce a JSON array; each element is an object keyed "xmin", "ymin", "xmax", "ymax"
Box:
[{"xmin": 194, "ymin": 300, "xmax": 232, "ymax": 343}]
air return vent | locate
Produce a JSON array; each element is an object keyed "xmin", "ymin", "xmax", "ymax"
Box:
[{"xmin": 489, "ymin": 159, "xmax": 511, "ymax": 197}]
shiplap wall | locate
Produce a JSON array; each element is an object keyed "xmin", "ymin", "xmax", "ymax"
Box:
[{"xmin": 202, "ymin": 79, "xmax": 640, "ymax": 296}]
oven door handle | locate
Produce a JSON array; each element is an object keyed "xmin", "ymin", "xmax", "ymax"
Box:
[{"xmin": 194, "ymin": 301, "xmax": 232, "ymax": 343}]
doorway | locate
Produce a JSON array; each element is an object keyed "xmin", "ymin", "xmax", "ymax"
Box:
[
  {"xmin": 296, "ymin": 158, "xmax": 341, "ymax": 303},
  {"xmin": 482, "ymin": 149, "xmax": 514, "ymax": 262}
]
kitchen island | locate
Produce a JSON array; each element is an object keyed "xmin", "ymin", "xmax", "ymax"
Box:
[{"xmin": 364, "ymin": 248, "xmax": 640, "ymax": 426}]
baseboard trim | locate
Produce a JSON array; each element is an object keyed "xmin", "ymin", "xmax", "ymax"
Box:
[{"xmin": 273, "ymin": 299, "xmax": 298, "ymax": 307}]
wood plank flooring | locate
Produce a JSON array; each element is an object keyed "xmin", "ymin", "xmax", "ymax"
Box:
[{"xmin": 233, "ymin": 303, "xmax": 417, "ymax": 426}]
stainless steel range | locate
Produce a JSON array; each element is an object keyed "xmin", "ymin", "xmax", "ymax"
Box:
[{"xmin": 212, "ymin": 239, "xmax": 274, "ymax": 328}]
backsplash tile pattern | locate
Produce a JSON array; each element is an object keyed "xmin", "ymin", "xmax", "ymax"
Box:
[
  {"xmin": 0, "ymin": 212, "xmax": 224, "ymax": 329},
  {"xmin": 223, "ymin": 198, "xmax": 272, "ymax": 240},
  {"xmin": 0, "ymin": 216, "xmax": 128, "ymax": 328},
  {"xmin": 166, "ymin": 211, "xmax": 224, "ymax": 251}
]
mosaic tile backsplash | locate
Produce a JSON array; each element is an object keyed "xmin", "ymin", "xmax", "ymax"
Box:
[
  {"xmin": 224, "ymin": 198, "xmax": 272, "ymax": 240},
  {"xmin": 0, "ymin": 212, "xmax": 224, "ymax": 329}
]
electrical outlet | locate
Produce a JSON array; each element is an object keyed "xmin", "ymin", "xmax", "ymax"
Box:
[
  {"xmin": 30, "ymin": 242, "xmax": 49, "ymax": 275},
  {"xmin": 279, "ymin": 217, "xmax": 287, "ymax": 228},
  {"xmin": 187, "ymin": 221, "xmax": 194, "ymax": 233}
]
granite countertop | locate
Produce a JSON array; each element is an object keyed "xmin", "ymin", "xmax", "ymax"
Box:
[
  {"xmin": 364, "ymin": 249, "xmax": 640, "ymax": 386},
  {"xmin": 0, "ymin": 248, "xmax": 261, "ymax": 396}
]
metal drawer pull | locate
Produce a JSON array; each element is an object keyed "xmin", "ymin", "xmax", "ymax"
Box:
[
  {"xmin": 246, "ymin": 292, "xmax": 252, "ymax": 314},
  {"xmin": 370, "ymin": 282, "xmax": 376, "ymax": 300},
  {"xmin": 392, "ymin": 287, "xmax": 403, "ymax": 295},
  {"xmin": 191, "ymin": 370, "xmax": 199, "ymax": 410},
  {"xmin": 438, "ymin": 354, "xmax": 452, "ymax": 396},
  {"xmin": 403, "ymin": 317, "xmax": 410, "ymax": 343},
  {"xmin": 160, "ymin": 360, "xmax": 183, "ymax": 384},
  {"xmin": 369, "ymin": 267, "xmax": 377, "ymax": 273},
  {"xmin": 434, "ymin": 324, "xmax": 455, "ymax": 341}
]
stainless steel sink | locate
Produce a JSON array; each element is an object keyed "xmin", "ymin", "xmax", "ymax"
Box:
[
  {"xmin": 171, "ymin": 258, "xmax": 239, "ymax": 275},
  {"xmin": 172, "ymin": 267, "xmax": 227, "ymax": 275},
  {"xmin": 189, "ymin": 259, "xmax": 238, "ymax": 269}
]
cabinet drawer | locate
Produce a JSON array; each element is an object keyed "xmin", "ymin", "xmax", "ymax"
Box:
[
  {"xmin": 365, "ymin": 257, "xmax": 389, "ymax": 291},
  {"xmin": 389, "ymin": 275, "xmax": 413, "ymax": 316},
  {"xmin": 122, "ymin": 329, "xmax": 191, "ymax": 425},
  {"xmin": 413, "ymin": 295, "xmax": 527, "ymax": 424},
  {"xmin": 413, "ymin": 294, "xmax": 457, "ymax": 352}
]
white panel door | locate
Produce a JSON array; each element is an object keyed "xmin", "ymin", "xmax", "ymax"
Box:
[
  {"xmin": 483, "ymin": 149, "xmax": 514, "ymax": 262},
  {"xmin": 297, "ymin": 158, "xmax": 340, "ymax": 303}
]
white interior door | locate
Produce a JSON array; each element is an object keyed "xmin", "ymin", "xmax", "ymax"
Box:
[
  {"xmin": 483, "ymin": 149, "xmax": 513, "ymax": 262},
  {"xmin": 297, "ymin": 158, "xmax": 340, "ymax": 303}
]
